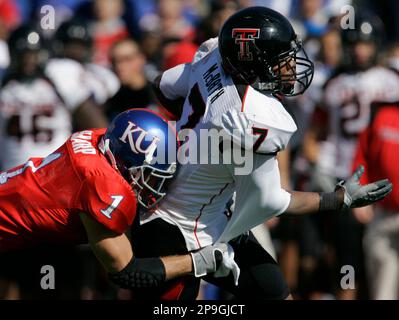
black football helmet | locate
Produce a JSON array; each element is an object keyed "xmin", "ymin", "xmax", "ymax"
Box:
[
  {"xmin": 53, "ymin": 18, "xmax": 92, "ymax": 62},
  {"xmin": 341, "ymin": 10, "xmax": 384, "ymax": 70},
  {"xmin": 7, "ymin": 24, "xmax": 46, "ymax": 76},
  {"xmin": 341, "ymin": 10, "xmax": 384, "ymax": 47},
  {"xmin": 218, "ymin": 6, "xmax": 314, "ymax": 96},
  {"xmin": 8, "ymin": 24, "xmax": 44, "ymax": 55},
  {"xmin": 55, "ymin": 18, "xmax": 92, "ymax": 45}
]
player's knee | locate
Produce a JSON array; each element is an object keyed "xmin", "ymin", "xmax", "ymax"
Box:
[{"xmin": 247, "ymin": 263, "xmax": 290, "ymax": 300}]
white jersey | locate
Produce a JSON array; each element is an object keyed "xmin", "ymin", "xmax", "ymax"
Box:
[
  {"xmin": 319, "ymin": 66, "xmax": 399, "ymax": 179},
  {"xmin": 141, "ymin": 38, "xmax": 296, "ymax": 250},
  {"xmin": 84, "ymin": 63, "xmax": 120, "ymax": 105},
  {"xmin": 0, "ymin": 58, "xmax": 91, "ymax": 169}
]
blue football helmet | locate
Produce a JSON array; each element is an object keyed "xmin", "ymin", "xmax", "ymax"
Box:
[{"xmin": 100, "ymin": 109, "xmax": 179, "ymax": 209}]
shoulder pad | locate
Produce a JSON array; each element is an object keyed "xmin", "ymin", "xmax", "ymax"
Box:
[
  {"xmin": 193, "ymin": 38, "xmax": 218, "ymax": 63},
  {"xmin": 86, "ymin": 63, "xmax": 120, "ymax": 97},
  {"xmin": 222, "ymin": 88, "xmax": 297, "ymax": 154},
  {"xmin": 44, "ymin": 58, "xmax": 91, "ymax": 110}
]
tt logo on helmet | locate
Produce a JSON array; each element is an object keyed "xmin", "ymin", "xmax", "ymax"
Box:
[
  {"xmin": 119, "ymin": 121, "xmax": 160, "ymax": 155},
  {"xmin": 232, "ymin": 28, "xmax": 260, "ymax": 61}
]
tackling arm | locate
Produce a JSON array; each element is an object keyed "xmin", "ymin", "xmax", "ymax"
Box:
[
  {"xmin": 73, "ymin": 97, "xmax": 109, "ymax": 131},
  {"xmin": 79, "ymin": 213, "xmax": 229, "ymax": 288},
  {"xmin": 151, "ymin": 63, "xmax": 191, "ymax": 119}
]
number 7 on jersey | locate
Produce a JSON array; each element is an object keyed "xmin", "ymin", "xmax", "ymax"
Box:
[{"xmin": 252, "ymin": 127, "xmax": 269, "ymax": 152}]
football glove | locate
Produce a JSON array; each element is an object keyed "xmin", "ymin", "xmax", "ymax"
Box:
[
  {"xmin": 336, "ymin": 165, "xmax": 393, "ymax": 210},
  {"xmin": 191, "ymin": 243, "xmax": 240, "ymax": 285}
]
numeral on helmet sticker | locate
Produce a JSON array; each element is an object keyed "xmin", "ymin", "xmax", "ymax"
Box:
[{"xmin": 100, "ymin": 195, "xmax": 124, "ymax": 219}]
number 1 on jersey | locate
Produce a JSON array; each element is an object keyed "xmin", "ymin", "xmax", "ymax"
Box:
[{"xmin": 100, "ymin": 195, "xmax": 124, "ymax": 219}]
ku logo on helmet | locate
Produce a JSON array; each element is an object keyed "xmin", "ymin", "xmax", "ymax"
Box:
[
  {"xmin": 119, "ymin": 121, "xmax": 160, "ymax": 159},
  {"xmin": 232, "ymin": 28, "xmax": 260, "ymax": 61}
]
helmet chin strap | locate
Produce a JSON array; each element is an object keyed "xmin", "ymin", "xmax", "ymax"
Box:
[
  {"xmin": 99, "ymin": 137, "xmax": 119, "ymax": 171},
  {"xmin": 221, "ymin": 58, "xmax": 253, "ymax": 85}
]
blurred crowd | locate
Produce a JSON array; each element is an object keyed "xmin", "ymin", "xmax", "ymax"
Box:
[{"xmin": 0, "ymin": 0, "xmax": 399, "ymax": 300}]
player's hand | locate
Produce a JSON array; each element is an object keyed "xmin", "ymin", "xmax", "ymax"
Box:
[
  {"xmin": 220, "ymin": 109, "xmax": 251, "ymax": 149},
  {"xmin": 191, "ymin": 243, "xmax": 240, "ymax": 285},
  {"xmin": 213, "ymin": 243, "xmax": 240, "ymax": 286},
  {"xmin": 336, "ymin": 165, "xmax": 393, "ymax": 210}
]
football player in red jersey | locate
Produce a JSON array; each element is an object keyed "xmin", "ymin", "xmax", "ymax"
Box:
[{"xmin": 0, "ymin": 108, "xmax": 233, "ymax": 292}]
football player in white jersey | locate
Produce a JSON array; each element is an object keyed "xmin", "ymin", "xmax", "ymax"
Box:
[
  {"xmin": 53, "ymin": 18, "xmax": 120, "ymax": 107},
  {"xmin": 130, "ymin": 7, "xmax": 393, "ymax": 300},
  {"xmin": 0, "ymin": 24, "xmax": 109, "ymax": 170}
]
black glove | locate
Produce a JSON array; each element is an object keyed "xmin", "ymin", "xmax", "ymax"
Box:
[{"xmin": 336, "ymin": 165, "xmax": 393, "ymax": 210}]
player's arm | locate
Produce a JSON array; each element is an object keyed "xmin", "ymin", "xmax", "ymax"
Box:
[
  {"xmin": 276, "ymin": 147, "xmax": 291, "ymax": 190},
  {"xmin": 73, "ymin": 97, "xmax": 108, "ymax": 131},
  {"xmin": 285, "ymin": 165, "xmax": 391, "ymax": 215},
  {"xmin": 79, "ymin": 213, "xmax": 229, "ymax": 288},
  {"xmin": 44, "ymin": 59, "xmax": 109, "ymax": 130},
  {"xmin": 151, "ymin": 63, "xmax": 191, "ymax": 119},
  {"xmin": 220, "ymin": 110, "xmax": 391, "ymax": 223}
]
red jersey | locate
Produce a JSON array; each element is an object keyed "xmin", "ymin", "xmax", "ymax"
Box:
[
  {"xmin": 352, "ymin": 102, "xmax": 399, "ymax": 211},
  {"xmin": 0, "ymin": 129, "xmax": 137, "ymax": 252}
]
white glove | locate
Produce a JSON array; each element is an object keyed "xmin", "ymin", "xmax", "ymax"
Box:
[
  {"xmin": 221, "ymin": 109, "xmax": 252, "ymax": 150},
  {"xmin": 214, "ymin": 243, "xmax": 240, "ymax": 286},
  {"xmin": 190, "ymin": 243, "xmax": 228, "ymax": 277},
  {"xmin": 190, "ymin": 243, "xmax": 241, "ymax": 286}
]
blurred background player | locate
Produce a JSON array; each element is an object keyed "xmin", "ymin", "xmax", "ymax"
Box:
[
  {"xmin": 352, "ymin": 101, "xmax": 399, "ymax": 299},
  {"xmin": 303, "ymin": 10, "xmax": 399, "ymax": 299},
  {"xmin": 53, "ymin": 18, "xmax": 120, "ymax": 110},
  {"xmin": 0, "ymin": 24, "xmax": 108, "ymax": 170}
]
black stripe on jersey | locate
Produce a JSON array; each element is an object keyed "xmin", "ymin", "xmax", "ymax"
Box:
[{"xmin": 152, "ymin": 74, "xmax": 185, "ymax": 119}]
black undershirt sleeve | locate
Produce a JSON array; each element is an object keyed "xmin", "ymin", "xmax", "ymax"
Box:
[{"xmin": 152, "ymin": 74, "xmax": 186, "ymax": 119}]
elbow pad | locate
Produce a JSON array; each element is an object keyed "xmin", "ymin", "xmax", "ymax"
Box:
[{"xmin": 108, "ymin": 257, "xmax": 166, "ymax": 289}]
